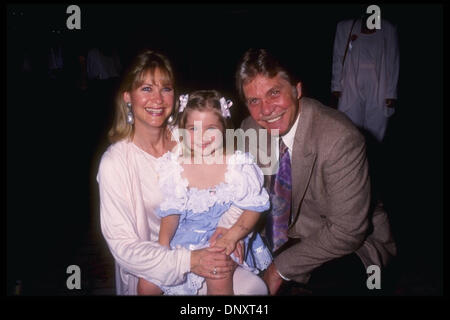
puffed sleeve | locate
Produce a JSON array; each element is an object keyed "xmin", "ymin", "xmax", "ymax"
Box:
[
  {"xmin": 217, "ymin": 205, "xmax": 244, "ymax": 229},
  {"xmin": 155, "ymin": 152, "xmax": 189, "ymax": 220},
  {"xmin": 97, "ymin": 149, "xmax": 191, "ymax": 287},
  {"xmin": 227, "ymin": 151, "xmax": 270, "ymax": 212}
]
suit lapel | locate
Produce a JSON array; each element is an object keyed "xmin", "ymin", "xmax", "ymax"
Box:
[
  {"xmin": 290, "ymin": 98, "xmax": 317, "ymax": 226},
  {"xmin": 241, "ymin": 103, "xmax": 317, "ymax": 227}
]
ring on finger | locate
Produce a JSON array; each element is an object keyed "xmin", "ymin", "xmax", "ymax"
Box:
[{"xmin": 212, "ymin": 267, "xmax": 217, "ymax": 275}]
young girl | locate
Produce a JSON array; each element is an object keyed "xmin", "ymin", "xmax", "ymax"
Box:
[{"xmin": 137, "ymin": 90, "xmax": 272, "ymax": 295}]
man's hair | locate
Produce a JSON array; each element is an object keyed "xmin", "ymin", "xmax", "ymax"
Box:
[{"xmin": 235, "ymin": 48, "xmax": 298, "ymax": 102}]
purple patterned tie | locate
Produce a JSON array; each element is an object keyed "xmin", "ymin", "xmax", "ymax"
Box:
[{"xmin": 266, "ymin": 139, "xmax": 292, "ymax": 253}]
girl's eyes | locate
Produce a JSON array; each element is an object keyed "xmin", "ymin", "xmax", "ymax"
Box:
[
  {"xmin": 142, "ymin": 86, "xmax": 152, "ymax": 92},
  {"xmin": 186, "ymin": 127, "xmax": 219, "ymax": 132}
]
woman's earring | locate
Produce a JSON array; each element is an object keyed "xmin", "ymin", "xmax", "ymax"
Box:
[
  {"xmin": 167, "ymin": 115, "xmax": 174, "ymax": 123},
  {"xmin": 126, "ymin": 102, "xmax": 134, "ymax": 125}
]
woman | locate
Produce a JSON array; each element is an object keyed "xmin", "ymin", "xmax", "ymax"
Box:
[{"xmin": 96, "ymin": 49, "xmax": 268, "ymax": 295}]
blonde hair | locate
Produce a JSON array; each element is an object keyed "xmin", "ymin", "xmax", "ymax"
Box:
[{"xmin": 108, "ymin": 50, "xmax": 175, "ymax": 143}]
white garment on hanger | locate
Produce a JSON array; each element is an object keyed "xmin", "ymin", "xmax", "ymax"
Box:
[{"xmin": 331, "ymin": 18, "xmax": 399, "ymax": 142}]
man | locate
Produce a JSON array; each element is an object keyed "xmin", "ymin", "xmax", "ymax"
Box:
[
  {"xmin": 331, "ymin": 12, "xmax": 399, "ymax": 143},
  {"xmin": 237, "ymin": 48, "xmax": 397, "ymax": 295}
]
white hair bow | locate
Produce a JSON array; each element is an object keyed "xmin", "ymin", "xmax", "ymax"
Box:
[
  {"xmin": 179, "ymin": 94, "xmax": 189, "ymax": 113},
  {"xmin": 219, "ymin": 97, "xmax": 233, "ymax": 119}
]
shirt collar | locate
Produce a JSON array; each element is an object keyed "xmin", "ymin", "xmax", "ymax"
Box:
[{"xmin": 280, "ymin": 112, "xmax": 301, "ymax": 153}]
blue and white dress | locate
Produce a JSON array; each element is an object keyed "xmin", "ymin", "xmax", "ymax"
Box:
[{"xmin": 155, "ymin": 150, "xmax": 272, "ymax": 295}]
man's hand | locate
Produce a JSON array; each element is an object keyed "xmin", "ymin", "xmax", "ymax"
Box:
[
  {"xmin": 190, "ymin": 246, "xmax": 236, "ymax": 279},
  {"xmin": 263, "ymin": 262, "xmax": 285, "ymax": 296}
]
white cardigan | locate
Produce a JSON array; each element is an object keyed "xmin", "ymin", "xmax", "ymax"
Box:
[
  {"xmin": 331, "ymin": 18, "xmax": 399, "ymax": 117},
  {"xmin": 97, "ymin": 139, "xmax": 191, "ymax": 295}
]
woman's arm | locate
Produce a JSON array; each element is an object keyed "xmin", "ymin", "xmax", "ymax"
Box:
[
  {"xmin": 97, "ymin": 152, "xmax": 192, "ymax": 287},
  {"xmin": 159, "ymin": 215, "xmax": 180, "ymax": 247}
]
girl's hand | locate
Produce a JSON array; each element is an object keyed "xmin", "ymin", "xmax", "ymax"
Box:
[
  {"xmin": 214, "ymin": 236, "xmax": 237, "ymax": 256},
  {"xmin": 209, "ymin": 227, "xmax": 227, "ymax": 247},
  {"xmin": 210, "ymin": 228, "xmax": 244, "ymax": 263},
  {"xmin": 233, "ymin": 240, "xmax": 244, "ymax": 264}
]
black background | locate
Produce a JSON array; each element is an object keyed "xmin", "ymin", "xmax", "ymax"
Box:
[{"xmin": 6, "ymin": 3, "xmax": 443, "ymax": 296}]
